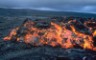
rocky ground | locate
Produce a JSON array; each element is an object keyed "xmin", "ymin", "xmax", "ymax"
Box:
[{"xmin": 0, "ymin": 16, "xmax": 96, "ymax": 60}]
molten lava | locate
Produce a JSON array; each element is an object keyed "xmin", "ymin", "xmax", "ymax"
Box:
[
  {"xmin": 93, "ymin": 30, "xmax": 96, "ymax": 37},
  {"xmin": 3, "ymin": 19, "xmax": 96, "ymax": 51}
]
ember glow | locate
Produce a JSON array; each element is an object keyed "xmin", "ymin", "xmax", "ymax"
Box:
[
  {"xmin": 3, "ymin": 19, "xmax": 96, "ymax": 51},
  {"xmin": 93, "ymin": 30, "xmax": 96, "ymax": 37}
]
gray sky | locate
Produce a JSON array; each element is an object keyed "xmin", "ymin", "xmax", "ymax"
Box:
[{"xmin": 0, "ymin": 0, "xmax": 96, "ymax": 13}]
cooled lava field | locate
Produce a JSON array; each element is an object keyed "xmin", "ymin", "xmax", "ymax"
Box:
[{"xmin": 0, "ymin": 16, "xmax": 96, "ymax": 60}]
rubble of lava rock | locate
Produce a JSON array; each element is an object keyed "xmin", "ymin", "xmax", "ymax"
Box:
[{"xmin": 1, "ymin": 16, "xmax": 96, "ymax": 60}]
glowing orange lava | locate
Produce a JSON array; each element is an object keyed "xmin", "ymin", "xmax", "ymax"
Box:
[{"xmin": 3, "ymin": 19, "xmax": 96, "ymax": 51}]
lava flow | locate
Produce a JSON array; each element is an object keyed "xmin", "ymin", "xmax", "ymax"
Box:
[{"xmin": 3, "ymin": 18, "xmax": 96, "ymax": 51}]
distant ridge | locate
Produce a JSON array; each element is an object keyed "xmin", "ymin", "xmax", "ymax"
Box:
[{"xmin": 0, "ymin": 8, "xmax": 96, "ymax": 17}]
